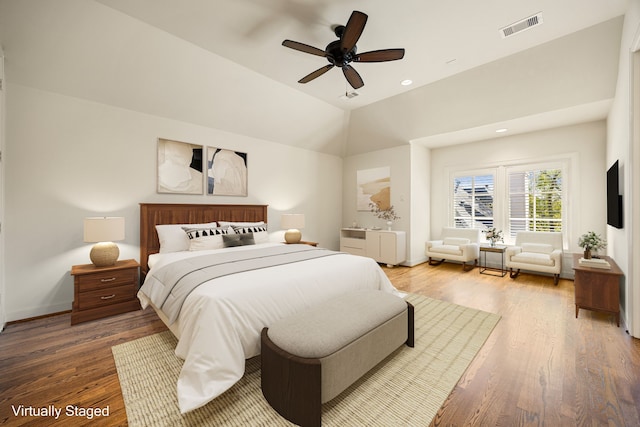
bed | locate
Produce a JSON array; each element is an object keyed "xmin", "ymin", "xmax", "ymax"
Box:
[{"xmin": 137, "ymin": 203, "xmax": 401, "ymax": 413}]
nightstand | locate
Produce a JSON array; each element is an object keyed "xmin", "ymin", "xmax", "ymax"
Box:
[
  {"xmin": 572, "ymin": 254, "xmax": 623, "ymax": 327},
  {"xmin": 283, "ymin": 240, "xmax": 318, "ymax": 247},
  {"xmin": 70, "ymin": 259, "xmax": 141, "ymax": 325}
]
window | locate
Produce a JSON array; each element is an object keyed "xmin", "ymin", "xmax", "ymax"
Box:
[
  {"xmin": 507, "ymin": 168, "xmax": 562, "ymax": 238},
  {"xmin": 453, "ymin": 174, "xmax": 494, "ymax": 229},
  {"xmin": 450, "ymin": 162, "xmax": 566, "ymax": 246}
]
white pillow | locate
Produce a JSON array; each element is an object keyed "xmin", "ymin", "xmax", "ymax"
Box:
[
  {"xmin": 156, "ymin": 222, "xmax": 217, "ymax": 253},
  {"xmin": 521, "ymin": 243, "xmax": 553, "ymax": 254},
  {"xmin": 443, "ymin": 237, "xmax": 470, "ymax": 246}
]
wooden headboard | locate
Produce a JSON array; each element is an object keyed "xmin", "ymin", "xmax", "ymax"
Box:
[{"xmin": 139, "ymin": 203, "xmax": 268, "ymax": 276}]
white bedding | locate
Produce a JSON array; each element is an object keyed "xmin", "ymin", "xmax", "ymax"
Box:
[{"xmin": 137, "ymin": 242, "xmax": 400, "ymax": 413}]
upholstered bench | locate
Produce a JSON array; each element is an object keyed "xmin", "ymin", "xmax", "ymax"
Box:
[{"xmin": 260, "ymin": 290, "xmax": 414, "ymax": 427}]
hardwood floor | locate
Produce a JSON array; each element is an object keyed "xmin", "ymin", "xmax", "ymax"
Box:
[
  {"xmin": 0, "ymin": 309, "xmax": 167, "ymax": 426},
  {"xmin": 1, "ymin": 262, "xmax": 639, "ymax": 426},
  {"xmin": 385, "ymin": 262, "xmax": 640, "ymax": 426}
]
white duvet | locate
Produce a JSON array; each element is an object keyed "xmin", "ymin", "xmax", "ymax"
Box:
[{"xmin": 137, "ymin": 243, "xmax": 400, "ymax": 413}]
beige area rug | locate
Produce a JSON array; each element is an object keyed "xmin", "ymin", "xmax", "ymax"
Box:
[{"xmin": 112, "ymin": 294, "xmax": 500, "ymax": 426}]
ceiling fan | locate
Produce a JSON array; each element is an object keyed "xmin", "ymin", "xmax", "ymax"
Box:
[{"xmin": 282, "ymin": 10, "xmax": 405, "ymax": 90}]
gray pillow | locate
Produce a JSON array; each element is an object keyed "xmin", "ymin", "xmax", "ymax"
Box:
[{"xmin": 223, "ymin": 232, "xmax": 255, "ymax": 247}]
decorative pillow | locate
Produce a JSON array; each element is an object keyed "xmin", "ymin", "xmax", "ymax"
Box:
[
  {"xmin": 223, "ymin": 233, "xmax": 256, "ymax": 247},
  {"xmin": 156, "ymin": 222, "xmax": 217, "ymax": 253},
  {"xmin": 182, "ymin": 226, "xmax": 230, "ymax": 251},
  {"xmin": 521, "ymin": 243, "xmax": 553, "ymax": 254},
  {"xmin": 182, "ymin": 226, "xmax": 230, "ymax": 239},
  {"xmin": 443, "ymin": 237, "xmax": 471, "ymax": 246},
  {"xmin": 218, "ymin": 221, "xmax": 265, "ymax": 228},
  {"xmin": 231, "ymin": 225, "xmax": 269, "ymax": 244}
]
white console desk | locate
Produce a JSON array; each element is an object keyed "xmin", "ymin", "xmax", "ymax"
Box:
[{"xmin": 340, "ymin": 228, "xmax": 406, "ymax": 267}]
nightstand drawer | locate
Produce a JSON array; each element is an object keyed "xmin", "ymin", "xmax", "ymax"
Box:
[
  {"xmin": 77, "ymin": 284, "xmax": 137, "ymax": 310},
  {"xmin": 77, "ymin": 268, "xmax": 137, "ymax": 291}
]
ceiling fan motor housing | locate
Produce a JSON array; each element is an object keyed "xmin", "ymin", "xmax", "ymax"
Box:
[{"xmin": 326, "ymin": 40, "xmax": 356, "ymax": 67}]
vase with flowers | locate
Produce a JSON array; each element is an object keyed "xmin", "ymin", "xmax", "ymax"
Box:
[
  {"xmin": 578, "ymin": 231, "xmax": 606, "ymax": 259},
  {"xmin": 369, "ymin": 202, "xmax": 400, "ymax": 230},
  {"xmin": 483, "ymin": 227, "xmax": 503, "ymax": 247}
]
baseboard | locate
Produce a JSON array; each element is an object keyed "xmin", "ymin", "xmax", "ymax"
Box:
[
  {"xmin": 401, "ymin": 256, "xmax": 428, "ymax": 267},
  {"xmin": 6, "ymin": 302, "xmax": 71, "ymax": 323}
]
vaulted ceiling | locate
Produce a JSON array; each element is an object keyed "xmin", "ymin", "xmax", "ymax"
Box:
[
  {"xmin": 98, "ymin": 0, "xmax": 628, "ymax": 111},
  {"xmin": 0, "ymin": 0, "xmax": 629, "ymax": 156}
]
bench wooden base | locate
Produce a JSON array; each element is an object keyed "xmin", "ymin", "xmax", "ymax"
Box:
[{"xmin": 261, "ymin": 300, "xmax": 414, "ymax": 427}]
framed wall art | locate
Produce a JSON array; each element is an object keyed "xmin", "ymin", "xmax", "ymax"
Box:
[
  {"xmin": 357, "ymin": 166, "xmax": 391, "ymax": 211},
  {"xmin": 157, "ymin": 138, "xmax": 204, "ymax": 194},
  {"xmin": 207, "ymin": 147, "xmax": 248, "ymax": 196}
]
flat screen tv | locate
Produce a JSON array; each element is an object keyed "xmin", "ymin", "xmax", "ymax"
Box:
[{"xmin": 607, "ymin": 160, "xmax": 623, "ymax": 229}]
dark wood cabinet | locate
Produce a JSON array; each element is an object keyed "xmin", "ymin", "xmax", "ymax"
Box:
[
  {"xmin": 572, "ymin": 254, "xmax": 623, "ymax": 326},
  {"xmin": 71, "ymin": 259, "xmax": 141, "ymax": 325}
]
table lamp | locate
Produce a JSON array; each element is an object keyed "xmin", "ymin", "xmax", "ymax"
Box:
[
  {"xmin": 281, "ymin": 214, "xmax": 305, "ymax": 244},
  {"xmin": 84, "ymin": 217, "xmax": 125, "ymax": 267}
]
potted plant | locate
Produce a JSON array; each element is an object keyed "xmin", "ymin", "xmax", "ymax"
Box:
[
  {"xmin": 483, "ymin": 227, "xmax": 503, "ymax": 247},
  {"xmin": 369, "ymin": 202, "xmax": 400, "ymax": 230},
  {"xmin": 578, "ymin": 231, "xmax": 606, "ymax": 259}
]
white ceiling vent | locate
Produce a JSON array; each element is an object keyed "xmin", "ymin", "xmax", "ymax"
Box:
[{"xmin": 499, "ymin": 12, "xmax": 543, "ymax": 38}]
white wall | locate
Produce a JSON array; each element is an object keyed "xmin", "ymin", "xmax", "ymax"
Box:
[
  {"xmin": 0, "ymin": 46, "xmax": 5, "ymax": 331},
  {"xmin": 409, "ymin": 143, "xmax": 430, "ymax": 266},
  {"xmin": 342, "ymin": 145, "xmax": 418, "ymax": 264},
  {"xmin": 607, "ymin": 0, "xmax": 640, "ymax": 336},
  {"xmin": 4, "ymin": 83, "xmax": 342, "ymax": 321},
  {"xmin": 429, "ymin": 121, "xmax": 607, "ymax": 276}
]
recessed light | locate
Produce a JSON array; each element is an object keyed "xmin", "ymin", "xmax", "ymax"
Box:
[
  {"xmin": 496, "ymin": 128, "xmax": 508, "ymax": 133},
  {"xmin": 401, "ymin": 79, "xmax": 413, "ymax": 86}
]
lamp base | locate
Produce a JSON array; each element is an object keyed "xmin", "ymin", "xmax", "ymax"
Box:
[
  {"xmin": 284, "ymin": 229, "xmax": 302, "ymax": 244},
  {"xmin": 90, "ymin": 242, "xmax": 120, "ymax": 267}
]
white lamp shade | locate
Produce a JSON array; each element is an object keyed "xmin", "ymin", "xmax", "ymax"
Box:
[
  {"xmin": 84, "ymin": 217, "xmax": 125, "ymax": 243},
  {"xmin": 281, "ymin": 214, "xmax": 305, "ymax": 230}
]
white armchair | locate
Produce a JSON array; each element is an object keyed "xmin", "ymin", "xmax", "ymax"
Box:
[
  {"xmin": 426, "ymin": 227, "xmax": 481, "ymax": 271},
  {"xmin": 506, "ymin": 231, "xmax": 563, "ymax": 285}
]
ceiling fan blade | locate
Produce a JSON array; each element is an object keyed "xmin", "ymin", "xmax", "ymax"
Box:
[
  {"xmin": 356, "ymin": 48, "xmax": 405, "ymax": 62},
  {"xmin": 343, "ymin": 65, "xmax": 364, "ymax": 89},
  {"xmin": 341, "ymin": 11, "xmax": 368, "ymax": 53},
  {"xmin": 298, "ymin": 64, "xmax": 334, "ymax": 84},
  {"xmin": 282, "ymin": 40, "xmax": 326, "ymax": 57}
]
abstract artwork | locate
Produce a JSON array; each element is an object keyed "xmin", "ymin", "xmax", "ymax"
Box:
[
  {"xmin": 357, "ymin": 167, "xmax": 391, "ymax": 211},
  {"xmin": 207, "ymin": 147, "xmax": 248, "ymax": 196},
  {"xmin": 157, "ymin": 138, "xmax": 203, "ymax": 194}
]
